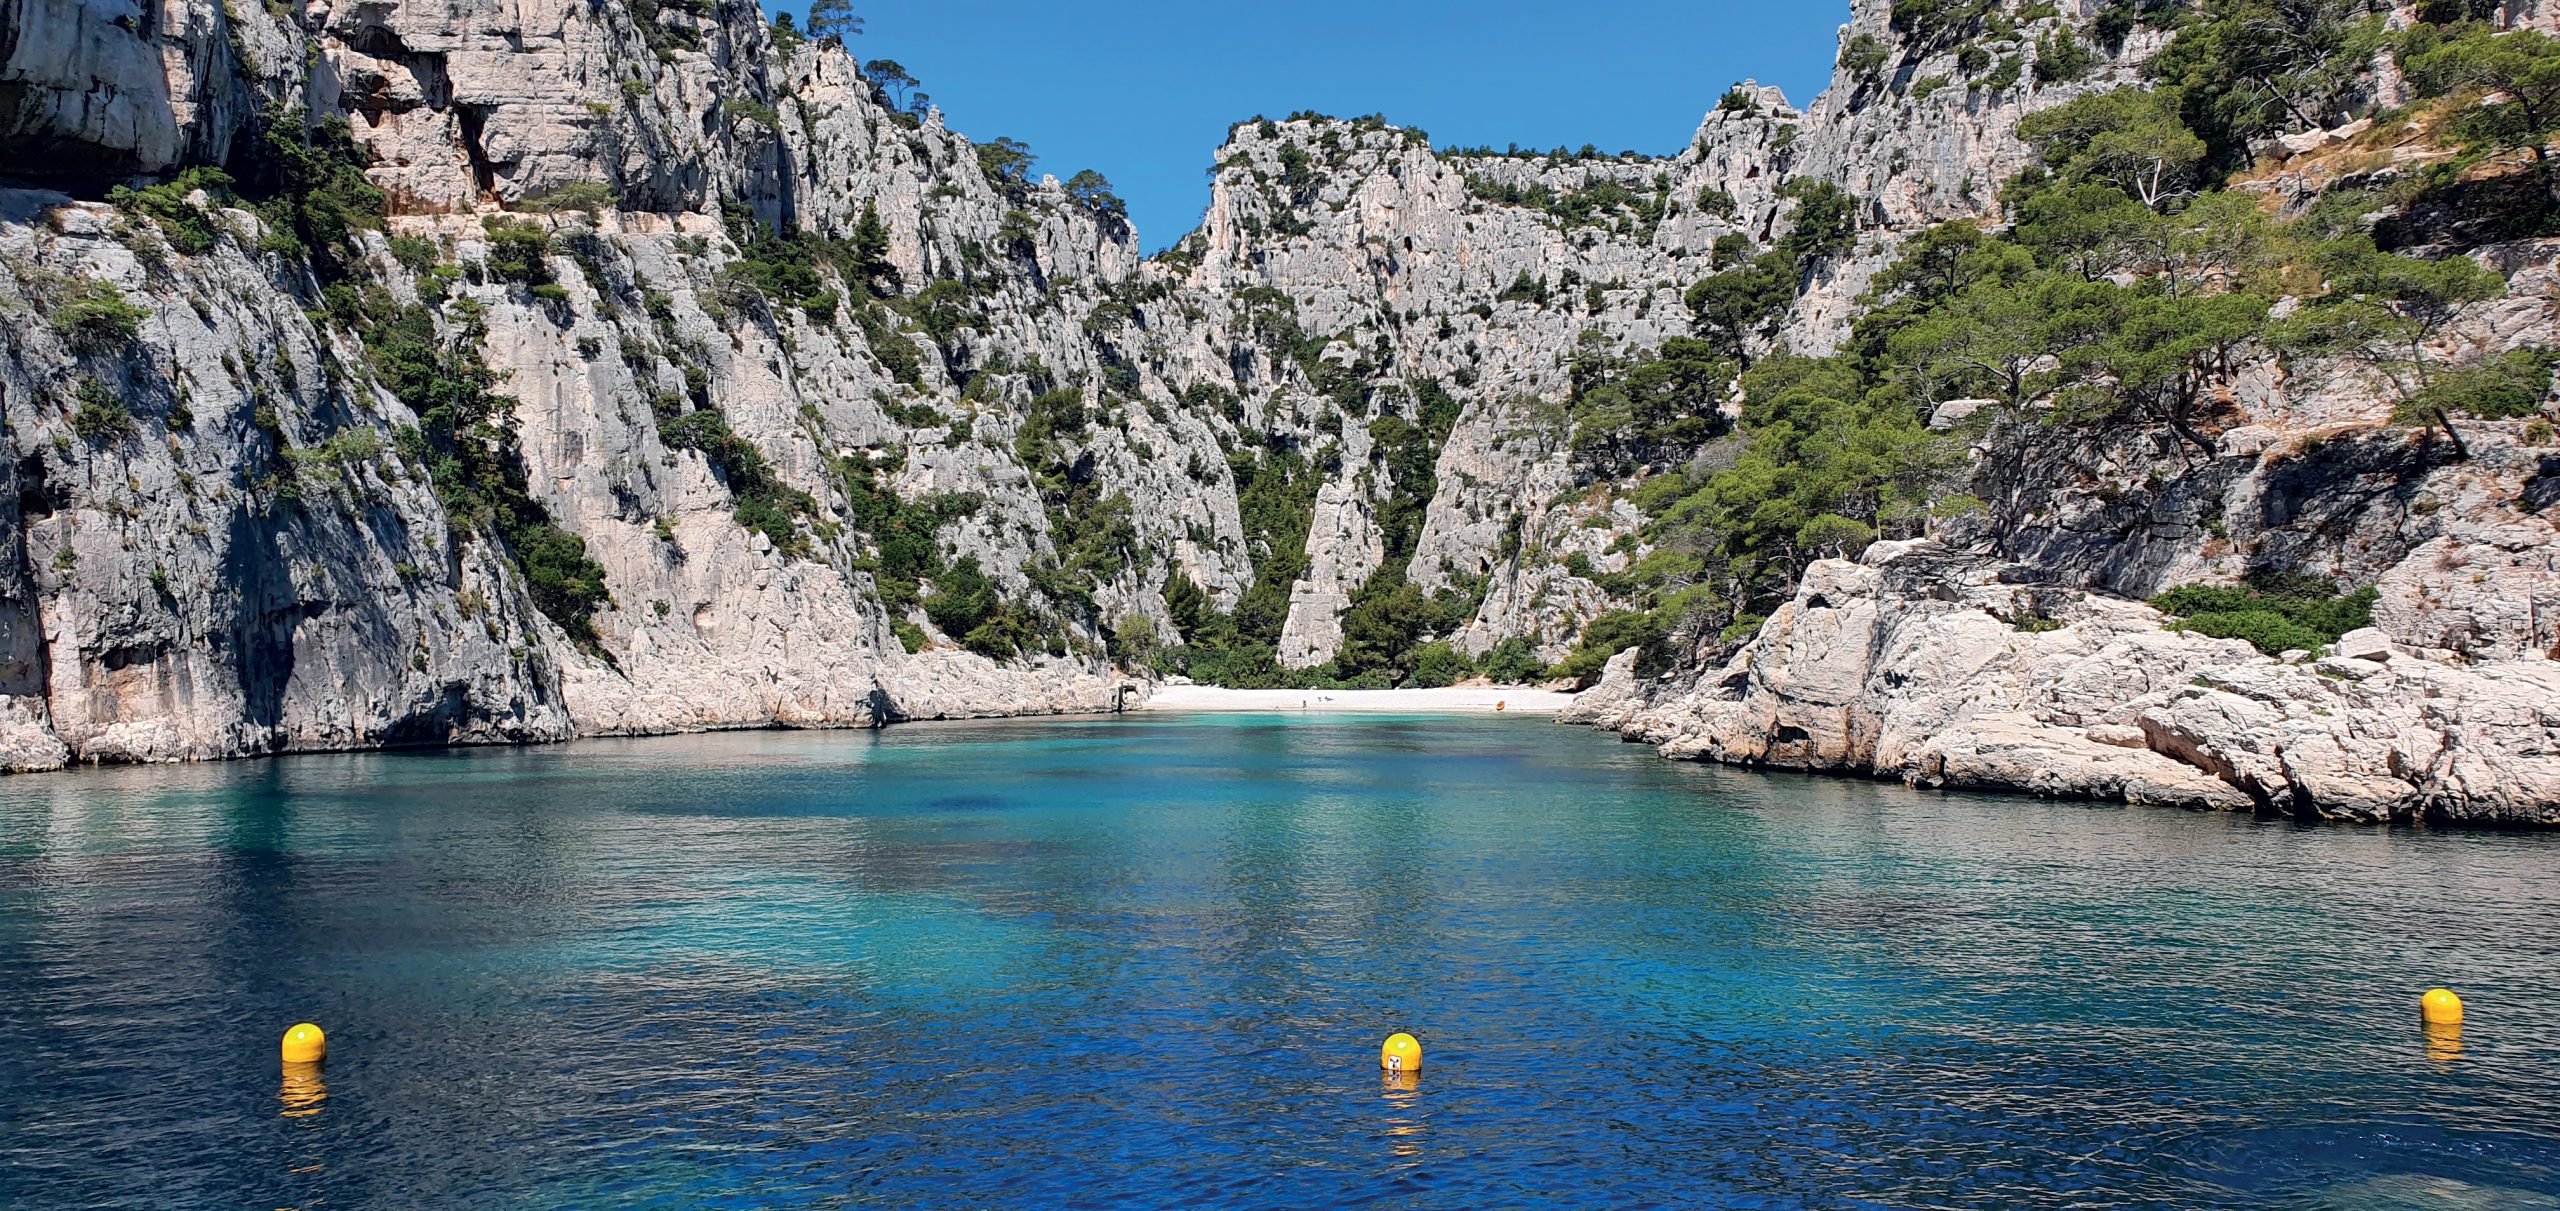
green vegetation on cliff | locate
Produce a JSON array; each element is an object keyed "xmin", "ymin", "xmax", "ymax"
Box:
[
  {"xmin": 363, "ymin": 288, "xmax": 616, "ymax": 649},
  {"xmin": 2152, "ymin": 575, "xmax": 2378, "ymax": 655},
  {"xmin": 1163, "ymin": 383, "xmax": 1481, "ymax": 690},
  {"xmin": 1160, "ymin": 441, "xmax": 1321, "ymax": 687},
  {"xmin": 241, "ymin": 110, "xmax": 614, "ymax": 649},
  {"xmin": 1551, "ymin": 8, "xmax": 2554, "ymax": 673}
]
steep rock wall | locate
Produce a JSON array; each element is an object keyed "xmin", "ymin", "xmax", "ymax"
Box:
[{"xmin": 4, "ymin": 0, "xmax": 2557, "ymax": 808}]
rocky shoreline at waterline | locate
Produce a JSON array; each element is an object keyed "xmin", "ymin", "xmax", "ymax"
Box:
[{"xmin": 1563, "ymin": 540, "xmax": 2560, "ymax": 828}]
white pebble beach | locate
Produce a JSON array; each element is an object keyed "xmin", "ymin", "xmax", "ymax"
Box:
[{"xmin": 1138, "ymin": 684, "xmax": 1578, "ymax": 714}]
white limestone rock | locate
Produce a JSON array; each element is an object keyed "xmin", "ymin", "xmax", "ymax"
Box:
[
  {"xmin": 3, "ymin": 0, "xmax": 2556, "ymax": 826},
  {"xmin": 1908, "ymin": 712, "xmax": 2255, "ymax": 812},
  {"xmin": 1555, "ymin": 647, "xmax": 1646, "ymax": 729},
  {"xmin": 1580, "ymin": 540, "xmax": 2560, "ymax": 825},
  {"xmin": 2333, "ymin": 628, "xmax": 2394, "ymax": 662}
]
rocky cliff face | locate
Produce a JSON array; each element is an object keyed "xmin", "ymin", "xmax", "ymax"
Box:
[
  {"xmin": 2, "ymin": 0, "xmax": 1165, "ymax": 765},
  {"xmin": 4, "ymin": 0, "xmax": 2558, "ymax": 823},
  {"xmin": 1544, "ymin": 6, "xmax": 2560, "ymax": 826},
  {"xmin": 1565, "ymin": 539, "xmax": 2560, "ymax": 825}
]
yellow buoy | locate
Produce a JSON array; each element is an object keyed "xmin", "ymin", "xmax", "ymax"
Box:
[
  {"xmin": 2421, "ymin": 988, "xmax": 2463, "ymax": 1026},
  {"xmin": 1379, "ymin": 1032, "xmax": 1422, "ymax": 1073},
  {"xmin": 281, "ymin": 1023, "xmax": 328, "ymax": 1065}
]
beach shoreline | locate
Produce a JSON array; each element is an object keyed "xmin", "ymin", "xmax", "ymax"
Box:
[{"xmin": 1138, "ymin": 684, "xmax": 1578, "ymax": 715}]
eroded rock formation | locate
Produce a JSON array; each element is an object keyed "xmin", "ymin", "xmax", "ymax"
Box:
[
  {"xmin": 1, "ymin": 0, "xmax": 2555, "ymax": 826},
  {"xmin": 1567, "ymin": 540, "xmax": 2560, "ymax": 824}
]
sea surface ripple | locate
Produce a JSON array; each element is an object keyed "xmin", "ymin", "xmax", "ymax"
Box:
[{"xmin": 1, "ymin": 716, "xmax": 2555, "ymax": 1208}]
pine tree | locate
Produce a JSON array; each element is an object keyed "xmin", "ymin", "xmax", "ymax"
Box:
[
  {"xmin": 853, "ymin": 199, "xmax": 899, "ymax": 297},
  {"xmin": 805, "ymin": 0, "xmax": 861, "ymax": 46}
]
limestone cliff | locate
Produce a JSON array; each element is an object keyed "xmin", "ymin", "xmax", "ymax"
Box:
[
  {"xmin": 1565, "ymin": 540, "xmax": 2560, "ymax": 825},
  {"xmin": 1547, "ymin": 4, "xmax": 2560, "ymax": 825},
  {"xmin": 2, "ymin": 0, "xmax": 2557, "ymax": 827}
]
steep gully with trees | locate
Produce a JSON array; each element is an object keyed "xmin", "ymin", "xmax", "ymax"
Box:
[{"xmin": 0, "ymin": 0, "xmax": 2555, "ymax": 821}]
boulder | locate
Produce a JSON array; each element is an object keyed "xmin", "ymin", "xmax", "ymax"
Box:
[
  {"xmin": 1910, "ymin": 712, "xmax": 2254, "ymax": 812},
  {"xmin": 1579, "ymin": 542, "xmax": 2560, "ymax": 825}
]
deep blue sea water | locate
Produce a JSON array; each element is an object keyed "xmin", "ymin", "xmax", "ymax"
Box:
[{"xmin": 2, "ymin": 714, "xmax": 2557, "ymax": 1209}]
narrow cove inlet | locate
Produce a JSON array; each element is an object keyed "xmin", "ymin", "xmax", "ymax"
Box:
[
  {"xmin": 14, "ymin": 0, "xmax": 2560, "ymax": 1200},
  {"xmin": 2, "ymin": 715, "xmax": 2555, "ymax": 1208}
]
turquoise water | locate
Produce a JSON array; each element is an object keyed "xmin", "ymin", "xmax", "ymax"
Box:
[{"xmin": 1, "ymin": 715, "xmax": 2557, "ymax": 1208}]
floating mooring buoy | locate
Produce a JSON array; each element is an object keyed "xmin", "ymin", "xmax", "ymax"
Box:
[{"xmin": 281, "ymin": 1023, "xmax": 327, "ymax": 1065}]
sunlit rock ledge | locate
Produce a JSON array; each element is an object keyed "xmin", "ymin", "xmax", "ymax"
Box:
[{"xmin": 1567, "ymin": 540, "xmax": 2560, "ymax": 827}]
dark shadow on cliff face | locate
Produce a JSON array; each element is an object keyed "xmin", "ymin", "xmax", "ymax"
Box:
[
  {"xmin": 220, "ymin": 511, "xmax": 305, "ymax": 734},
  {"xmin": 0, "ymin": 389, "xmax": 47, "ymax": 704},
  {"xmin": 0, "ymin": 0, "xmax": 225, "ymax": 196},
  {"xmin": 2375, "ymin": 169, "xmax": 2560, "ymax": 252},
  {"xmin": 378, "ymin": 685, "xmax": 469, "ymax": 747},
  {"xmin": 1981, "ymin": 423, "xmax": 2468, "ymax": 600},
  {"xmin": 2246, "ymin": 429, "xmax": 2442, "ymax": 575},
  {"xmin": 1978, "ymin": 426, "xmax": 2255, "ymax": 600},
  {"xmin": 2526, "ymin": 456, "xmax": 2560, "ymax": 515}
]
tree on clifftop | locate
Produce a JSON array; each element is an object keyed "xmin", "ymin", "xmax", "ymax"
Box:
[
  {"xmin": 978, "ymin": 137, "xmax": 1037, "ymax": 188},
  {"xmin": 1064, "ymin": 170, "xmax": 1125, "ymax": 217},
  {"xmin": 863, "ymin": 60, "xmax": 917, "ymax": 111},
  {"xmin": 806, "ymin": 0, "xmax": 861, "ymax": 46}
]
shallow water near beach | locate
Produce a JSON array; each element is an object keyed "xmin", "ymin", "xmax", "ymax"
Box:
[{"xmin": 1, "ymin": 714, "xmax": 2557, "ymax": 1208}]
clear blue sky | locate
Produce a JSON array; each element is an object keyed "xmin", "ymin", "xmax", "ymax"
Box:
[{"xmin": 775, "ymin": 2, "xmax": 1848, "ymax": 251}]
